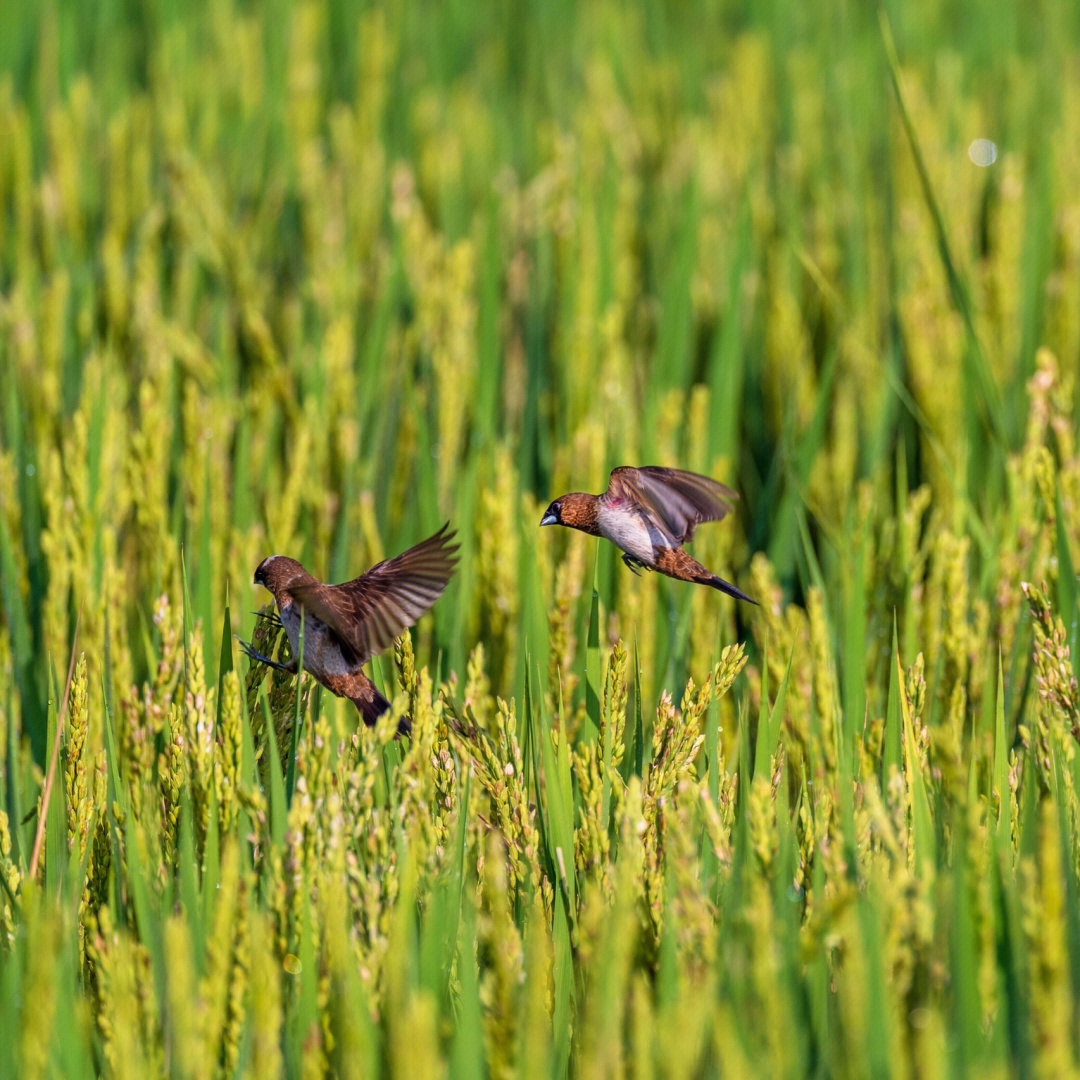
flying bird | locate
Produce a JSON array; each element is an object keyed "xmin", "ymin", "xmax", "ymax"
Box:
[
  {"xmin": 241, "ymin": 523, "xmax": 459, "ymax": 734},
  {"xmin": 540, "ymin": 466, "xmax": 756, "ymax": 604}
]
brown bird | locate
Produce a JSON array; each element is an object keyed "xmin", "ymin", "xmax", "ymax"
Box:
[
  {"xmin": 241, "ymin": 523, "xmax": 459, "ymax": 734},
  {"xmin": 540, "ymin": 466, "xmax": 756, "ymax": 604}
]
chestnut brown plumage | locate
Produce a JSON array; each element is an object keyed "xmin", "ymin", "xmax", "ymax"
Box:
[
  {"xmin": 540, "ymin": 466, "xmax": 756, "ymax": 604},
  {"xmin": 243, "ymin": 523, "xmax": 459, "ymax": 734}
]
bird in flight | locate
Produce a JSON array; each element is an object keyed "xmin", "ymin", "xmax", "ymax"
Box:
[
  {"xmin": 241, "ymin": 523, "xmax": 459, "ymax": 734},
  {"xmin": 540, "ymin": 466, "xmax": 756, "ymax": 604}
]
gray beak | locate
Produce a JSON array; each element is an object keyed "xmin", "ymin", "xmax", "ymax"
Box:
[{"xmin": 540, "ymin": 510, "xmax": 557, "ymax": 526}]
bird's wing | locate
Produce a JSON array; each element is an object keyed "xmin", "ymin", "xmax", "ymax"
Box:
[
  {"xmin": 290, "ymin": 523, "xmax": 459, "ymax": 665},
  {"xmin": 608, "ymin": 467, "xmax": 736, "ymax": 544}
]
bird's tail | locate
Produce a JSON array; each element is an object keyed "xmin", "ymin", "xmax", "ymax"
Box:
[
  {"xmin": 707, "ymin": 575, "xmax": 758, "ymax": 605},
  {"xmin": 353, "ymin": 685, "xmax": 411, "ymax": 737}
]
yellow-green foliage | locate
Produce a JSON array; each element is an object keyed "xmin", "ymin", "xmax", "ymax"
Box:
[{"xmin": 2, "ymin": 1, "xmax": 1080, "ymax": 1076}]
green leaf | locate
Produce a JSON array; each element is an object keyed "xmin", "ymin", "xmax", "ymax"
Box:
[
  {"xmin": 856, "ymin": 886, "xmax": 893, "ymax": 1077},
  {"xmin": 178, "ymin": 790, "xmax": 204, "ymax": 965},
  {"xmin": 880, "ymin": 8, "xmax": 1005, "ymax": 453},
  {"xmin": 0, "ymin": 514, "xmax": 44, "ymax": 767},
  {"xmin": 898, "ymin": 651, "xmax": 934, "ymax": 874},
  {"xmin": 202, "ymin": 786, "xmax": 220, "ymax": 906},
  {"xmin": 3, "ymin": 672, "xmax": 23, "ymax": 871},
  {"xmin": 752, "ymin": 637, "xmax": 769, "ymax": 782},
  {"xmin": 585, "ymin": 565, "xmax": 601, "ymax": 739},
  {"xmin": 841, "ymin": 517, "xmax": 867, "ymax": 743},
  {"xmin": 449, "ymin": 889, "xmax": 484, "ymax": 1080},
  {"xmin": 1055, "ymin": 487, "xmax": 1080, "ymax": 681},
  {"xmin": 286, "ymin": 608, "xmax": 305, "ymax": 803},
  {"xmin": 216, "ymin": 595, "xmax": 233, "ymax": 717},
  {"xmin": 755, "ymin": 641, "xmax": 793, "ymax": 782},
  {"xmin": 882, "ymin": 615, "xmax": 902, "ymax": 781},
  {"xmin": 993, "ymin": 652, "xmax": 1011, "ymax": 861},
  {"xmin": 286, "ymin": 897, "xmax": 320, "ymax": 1077},
  {"xmin": 263, "ymin": 686, "xmax": 287, "ymax": 849},
  {"xmin": 628, "ymin": 641, "xmax": 646, "ymax": 780},
  {"xmin": 542, "ymin": 706, "xmax": 577, "ymax": 916},
  {"xmin": 43, "ymin": 664, "xmax": 66, "ymax": 895},
  {"xmin": 551, "ymin": 899, "xmax": 575, "ymax": 1079},
  {"xmin": 198, "ymin": 458, "xmax": 214, "ymax": 668}
]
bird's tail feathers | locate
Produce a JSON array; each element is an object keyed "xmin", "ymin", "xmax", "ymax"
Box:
[
  {"xmin": 353, "ymin": 685, "xmax": 411, "ymax": 737},
  {"xmin": 707, "ymin": 575, "xmax": 758, "ymax": 605}
]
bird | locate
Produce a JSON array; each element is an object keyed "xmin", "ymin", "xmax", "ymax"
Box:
[
  {"xmin": 241, "ymin": 523, "xmax": 459, "ymax": 734},
  {"xmin": 540, "ymin": 466, "xmax": 756, "ymax": 604}
]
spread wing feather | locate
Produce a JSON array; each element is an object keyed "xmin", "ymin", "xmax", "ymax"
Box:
[
  {"xmin": 608, "ymin": 467, "xmax": 736, "ymax": 544},
  {"xmin": 290, "ymin": 523, "xmax": 459, "ymax": 665}
]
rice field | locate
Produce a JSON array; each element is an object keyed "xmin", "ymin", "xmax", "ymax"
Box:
[{"xmin": 2, "ymin": 1, "xmax": 1080, "ymax": 1075}]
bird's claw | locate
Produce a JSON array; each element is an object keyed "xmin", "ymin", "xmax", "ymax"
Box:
[
  {"xmin": 252, "ymin": 610, "xmax": 283, "ymax": 627},
  {"xmin": 237, "ymin": 636, "xmax": 296, "ymax": 674},
  {"xmin": 622, "ymin": 553, "xmax": 649, "ymax": 576}
]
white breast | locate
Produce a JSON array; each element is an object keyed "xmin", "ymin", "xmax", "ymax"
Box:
[
  {"xmin": 280, "ymin": 604, "xmax": 353, "ymax": 676},
  {"xmin": 279, "ymin": 603, "xmax": 302, "ymax": 656},
  {"xmin": 596, "ymin": 506, "xmax": 661, "ymax": 562}
]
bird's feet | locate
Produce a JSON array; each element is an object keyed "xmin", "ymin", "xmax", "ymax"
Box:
[
  {"xmin": 621, "ymin": 553, "xmax": 651, "ymax": 576},
  {"xmin": 237, "ymin": 637, "xmax": 297, "ymax": 674},
  {"xmin": 252, "ymin": 609, "xmax": 283, "ymax": 628}
]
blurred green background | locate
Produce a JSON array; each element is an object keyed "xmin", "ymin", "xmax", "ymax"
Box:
[{"xmin": 4, "ymin": 0, "xmax": 1076, "ymax": 733}]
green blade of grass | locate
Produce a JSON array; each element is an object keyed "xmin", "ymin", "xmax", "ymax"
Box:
[
  {"xmin": 897, "ymin": 651, "xmax": 934, "ymax": 874},
  {"xmin": 880, "ymin": 8, "xmax": 1005, "ymax": 451},
  {"xmin": 752, "ymin": 637, "xmax": 769, "ymax": 782},
  {"xmin": 993, "ymin": 651, "xmax": 1011, "ymax": 864},
  {"xmin": 3, "ymin": 672, "xmax": 23, "ymax": 871},
  {"xmin": 263, "ymin": 685, "xmax": 287, "ymax": 849},
  {"xmin": 178, "ymin": 789, "xmax": 204, "ymax": 965},
  {"xmin": 201, "ymin": 786, "xmax": 220, "ymax": 903},
  {"xmin": 755, "ymin": 641, "xmax": 793, "ymax": 782},
  {"xmin": 856, "ymin": 885, "xmax": 894, "ymax": 1077},
  {"xmin": 449, "ymin": 888, "xmax": 484, "ymax": 1080},
  {"xmin": 551, "ymin": 898, "xmax": 575, "ymax": 1079},
  {"xmin": 950, "ymin": 807, "xmax": 982, "ymax": 1072},
  {"xmin": 0, "ymin": 514, "xmax": 45, "ymax": 768},
  {"xmin": 216, "ymin": 594, "xmax": 234, "ymax": 719},
  {"xmin": 542, "ymin": 703, "xmax": 578, "ymax": 917},
  {"xmin": 626, "ymin": 641, "xmax": 645, "ymax": 780},
  {"xmin": 285, "ymin": 609, "xmax": 305, "ymax": 803},
  {"xmin": 841, "ymin": 517, "xmax": 867, "ymax": 746},
  {"xmin": 198, "ymin": 458, "xmax": 213, "ymax": 668},
  {"xmin": 524, "ymin": 657, "xmax": 557, "ymax": 894},
  {"xmin": 585, "ymin": 562, "xmax": 601, "ymax": 740},
  {"xmin": 285, "ymin": 894, "xmax": 320, "ymax": 1077},
  {"xmin": 4, "ymin": 375, "xmax": 46, "ymax": 765},
  {"xmin": 43, "ymin": 664, "xmax": 66, "ymax": 894},
  {"xmin": 1055, "ymin": 487, "xmax": 1079, "ymax": 681},
  {"xmin": 882, "ymin": 615, "xmax": 902, "ymax": 780}
]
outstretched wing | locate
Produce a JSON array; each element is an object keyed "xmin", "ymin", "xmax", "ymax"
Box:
[
  {"xmin": 608, "ymin": 467, "xmax": 736, "ymax": 544},
  {"xmin": 291, "ymin": 523, "xmax": 459, "ymax": 665}
]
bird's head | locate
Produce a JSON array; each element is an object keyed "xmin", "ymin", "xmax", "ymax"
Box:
[
  {"xmin": 253, "ymin": 556, "xmax": 274, "ymax": 588},
  {"xmin": 539, "ymin": 499, "xmax": 562, "ymax": 527},
  {"xmin": 253, "ymin": 555, "xmax": 310, "ymax": 595},
  {"xmin": 539, "ymin": 492, "xmax": 598, "ymax": 533}
]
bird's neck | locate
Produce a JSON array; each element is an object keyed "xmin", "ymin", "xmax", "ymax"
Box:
[{"xmin": 558, "ymin": 492, "xmax": 601, "ymax": 535}]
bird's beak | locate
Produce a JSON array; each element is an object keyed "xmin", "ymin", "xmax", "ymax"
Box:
[{"xmin": 540, "ymin": 511, "xmax": 557, "ymax": 527}]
